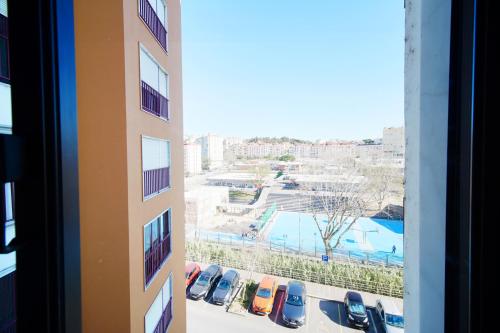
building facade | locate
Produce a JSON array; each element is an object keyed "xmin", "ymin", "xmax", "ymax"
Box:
[
  {"xmin": 199, "ymin": 133, "xmax": 224, "ymax": 169},
  {"xmin": 74, "ymin": 0, "xmax": 185, "ymax": 332},
  {"xmin": 184, "ymin": 143, "xmax": 202, "ymax": 176},
  {"xmin": 383, "ymin": 127, "xmax": 405, "ymax": 159}
]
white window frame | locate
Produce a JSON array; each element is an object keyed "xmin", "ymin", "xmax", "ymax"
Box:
[
  {"xmin": 141, "ymin": 135, "xmax": 171, "ymax": 201},
  {"xmin": 144, "ymin": 272, "xmax": 174, "ymax": 333},
  {"xmin": 139, "ymin": 44, "xmax": 170, "ymax": 122}
]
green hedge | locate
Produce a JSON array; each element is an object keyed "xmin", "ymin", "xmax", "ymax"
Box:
[{"xmin": 186, "ymin": 241, "xmax": 403, "ymax": 298}]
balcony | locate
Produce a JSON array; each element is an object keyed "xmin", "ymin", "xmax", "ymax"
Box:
[
  {"xmin": 145, "ymin": 234, "xmax": 171, "ymax": 286},
  {"xmin": 143, "ymin": 166, "xmax": 170, "ymax": 198},
  {"xmin": 139, "ymin": 0, "xmax": 167, "ymax": 52},
  {"xmin": 153, "ymin": 298, "xmax": 172, "ymax": 333},
  {"xmin": 141, "ymin": 80, "xmax": 169, "ymax": 120}
]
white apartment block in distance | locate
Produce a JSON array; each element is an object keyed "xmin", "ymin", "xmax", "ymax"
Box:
[
  {"xmin": 184, "ymin": 143, "xmax": 202, "ymax": 176},
  {"xmin": 383, "ymin": 127, "xmax": 405, "ymax": 159},
  {"xmin": 199, "ymin": 133, "xmax": 224, "ymax": 169}
]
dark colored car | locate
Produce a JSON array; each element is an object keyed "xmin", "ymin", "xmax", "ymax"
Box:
[
  {"xmin": 212, "ymin": 269, "xmax": 240, "ymax": 305},
  {"xmin": 282, "ymin": 280, "xmax": 307, "ymax": 327},
  {"xmin": 188, "ymin": 264, "xmax": 222, "ymax": 300},
  {"xmin": 344, "ymin": 291, "xmax": 369, "ymax": 330}
]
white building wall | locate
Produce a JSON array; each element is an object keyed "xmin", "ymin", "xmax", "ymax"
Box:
[
  {"xmin": 184, "ymin": 143, "xmax": 201, "ymax": 175},
  {"xmin": 200, "ymin": 134, "xmax": 223, "ymax": 168}
]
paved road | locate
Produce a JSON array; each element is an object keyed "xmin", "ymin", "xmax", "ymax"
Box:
[{"xmin": 187, "ymin": 288, "xmax": 385, "ymax": 333}]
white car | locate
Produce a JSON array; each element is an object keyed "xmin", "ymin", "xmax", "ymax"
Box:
[{"xmin": 375, "ymin": 298, "xmax": 404, "ymax": 333}]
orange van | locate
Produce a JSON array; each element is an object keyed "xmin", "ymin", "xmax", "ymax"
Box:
[{"xmin": 252, "ymin": 276, "xmax": 278, "ymax": 315}]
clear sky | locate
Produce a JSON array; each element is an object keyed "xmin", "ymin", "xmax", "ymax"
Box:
[{"xmin": 182, "ymin": 1, "xmax": 404, "ymax": 141}]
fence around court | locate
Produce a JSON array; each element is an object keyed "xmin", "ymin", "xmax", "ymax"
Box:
[
  {"xmin": 185, "ymin": 247, "xmax": 403, "ymax": 299},
  {"xmin": 190, "ymin": 230, "xmax": 403, "ymax": 268}
]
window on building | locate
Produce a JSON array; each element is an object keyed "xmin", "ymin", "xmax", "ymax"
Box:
[
  {"xmin": 138, "ymin": 0, "xmax": 168, "ymax": 51},
  {"xmin": 144, "ymin": 273, "xmax": 173, "ymax": 333},
  {"xmin": 140, "ymin": 46, "xmax": 169, "ymax": 120},
  {"xmin": 0, "ymin": 2, "xmax": 9, "ymax": 84},
  {"xmin": 142, "ymin": 136, "xmax": 171, "ymax": 199},
  {"xmin": 144, "ymin": 209, "xmax": 171, "ymax": 287}
]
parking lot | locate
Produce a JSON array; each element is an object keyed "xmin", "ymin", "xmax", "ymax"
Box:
[{"xmin": 186, "ymin": 266, "xmax": 391, "ymax": 333}]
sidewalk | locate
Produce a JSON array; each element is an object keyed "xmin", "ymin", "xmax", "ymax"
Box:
[{"xmin": 194, "ymin": 261, "xmax": 403, "ymax": 311}]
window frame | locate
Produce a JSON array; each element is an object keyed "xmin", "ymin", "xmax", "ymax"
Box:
[
  {"xmin": 143, "ymin": 208, "xmax": 172, "ymax": 289},
  {"xmin": 141, "ymin": 135, "xmax": 172, "ymax": 201},
  {"xmin": 139, "ymin": 44, "xmax": 170, "ymax": 122}
]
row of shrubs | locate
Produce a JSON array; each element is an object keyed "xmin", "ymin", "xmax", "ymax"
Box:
[{"xmin": 186, "ymin": 241, "xmax": 403, "ymax": 298}]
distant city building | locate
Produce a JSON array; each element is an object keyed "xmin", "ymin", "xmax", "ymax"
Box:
[
  {"xmin": 355, "ymin": 143, "xmax": 383, "ymax": 162},
  {"xmin": 383, "ymin": 127, "xmax": 405, "ymax": 159},
  {"xmin": 223, "ymin": 137, "xmax": 244, "ymax": 149},
  {"xmin": 199, "ymin": 133, "xmax": 224, "ymax": 169},
  {"xmin": 184, "ymin": 143, "xmax": 202, "ymax": 176}
]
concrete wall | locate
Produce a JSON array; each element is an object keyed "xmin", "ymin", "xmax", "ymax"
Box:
[{"xmin": 404, "ymin": 1, "xmax": 451, "ymax": 332}]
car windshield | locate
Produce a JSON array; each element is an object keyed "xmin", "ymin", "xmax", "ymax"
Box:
[
  {"xmin": 286, "ymin": 294, "xmax": 303, "ymax": 306},
  {"xmin": 196, "ymin": 274, "xmax": 210, "ymax": 286},
  {"xmin": 386, "ymin": 314, "xmax": 404, "ymax": 328},
  {"xmin": 217, "ymin": 279, "xmax": 231, "ymax": 290},
  {"xmin": 256, "ymin": 287, "xmax": 272, "ymax": 298},
  {"xmin": 349, "ymin": 302, "xmax": 366, "ymax": 315}
]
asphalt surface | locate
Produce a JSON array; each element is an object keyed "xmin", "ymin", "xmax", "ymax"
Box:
[{"xmin": 187, "ymin": 283, "xmax": 386, "ymax": 333}]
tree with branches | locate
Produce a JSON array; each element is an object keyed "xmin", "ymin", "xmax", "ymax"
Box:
[{"xmin": 308, "ymin": 172, "xmax": 368, "ymax": 258}]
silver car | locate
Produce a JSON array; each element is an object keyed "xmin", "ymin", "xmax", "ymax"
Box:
[
  {"xmin": 189, "ymin": 264, "xmax": 222, "ymax": 300},
  {"xmin": 212, "ymin": 269, "xmax": 240, "ymax": 305},
  {"xmin": 282, "ymin": 280, "xmax": 306, "ymax": 327},
  {"xmin": 375, "ymin": 298, "xmax": 404, "ymax": 333}
]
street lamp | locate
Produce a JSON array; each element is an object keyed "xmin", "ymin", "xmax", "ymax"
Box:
[
  {"xmin": 283, "ymin": 234, "xmax": 288, "ymax": 252},
  {"xmin": 314, "ymin": 232, "xmax": 317, "ymax": 257}
]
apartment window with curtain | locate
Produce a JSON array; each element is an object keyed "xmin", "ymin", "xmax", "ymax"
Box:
[
  {"xmin": 140, "ymin": 46, "xmax": 169, "ymax": 121},
  {"xmin": 144, "ymin": 273, "xmax": 173, "ymax": 333},
  {"xmin": 144, "ymin": 209, "xmax": 172, "ymax": 287},
  {"xmin": 142, "ymin": 136, "xmax": 171, "ymax": 199},
  {"xmin": 138, "ymin": 0, "xmax": 168, "ymax": 51}
]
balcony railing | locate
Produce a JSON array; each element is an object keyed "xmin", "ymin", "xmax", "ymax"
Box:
[
  {"xmin": 141, "ymin": 81, "xmax": 169, "ymax": 120},
  {"xmin": 143, "ymin": 166, "xmax": 170, "ymax": 198},
  {"xmin": 153, "ymin": 298, "xmax": 173, "ymax": 333},
  {"xmin": 160, "ymin": 233, "xmax": 171, "ymax": 263},
  {"xmin": 145, "ymin": 235, "xmax": 171, "ymax": 286},
  {"xmin": 139, "ymin": 0, "xmax": 167, "ymax": 51}
]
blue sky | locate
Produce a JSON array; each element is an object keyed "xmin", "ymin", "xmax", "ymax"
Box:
[{"xmin": 182, "ymin": 1, "xmax": 404, "ymax": 141}]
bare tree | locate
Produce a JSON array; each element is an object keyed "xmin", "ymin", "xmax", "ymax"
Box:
[
  {"xmin": 364, "ymin": 166, "xmax": 403, "ymax": 214},
  {"xmin": 308, "ymin": 172, "xmax": 368, "ymax": 258}
]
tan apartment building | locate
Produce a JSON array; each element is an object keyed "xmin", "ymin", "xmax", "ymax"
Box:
[{"xmin": 74, "ymin": 0, "xmax": 185, "ymax": 332}]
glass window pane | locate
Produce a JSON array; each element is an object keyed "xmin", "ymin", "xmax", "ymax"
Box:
[
  {"xmin": 144, "ymin": 224, "xmax": 151, "ymax": 252},
  {"xmin": 140, "ymin": 48, "xmax": 159, "ymax": 91}
]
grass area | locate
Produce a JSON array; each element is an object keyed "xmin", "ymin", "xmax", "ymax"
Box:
[
  {"xmin": 229, "ymin": 190, "xmax": 255, "ymax": 199},
  {"xmin": 240, "ymin": 279, "xmax": 259, "ymax": 309}
]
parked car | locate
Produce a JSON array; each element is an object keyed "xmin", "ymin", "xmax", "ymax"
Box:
[
  {"xmin": 252, "ymin": 276, "xmax": 278, "ymax": 315},
  {"xmin": 185, "ymin": 262, "xmax": 201, "ymax": 287},
  {"xmin": 344, "ymin": 291, "xmax": 369, "ymax": 330},
  {"xmin": 188, "ymin": 264, "xmax": 222, "ymax": 300},
  {"xmin": 212, "ymin": 269, "xmax": 240, "ymax": 305},
  {"xmin": 282, "ymin": 280, "xmax": 307, "ymax": 327},
  {"xmin": 375, "ymin": 298, "xmax": 404, "ymax": 333}
]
